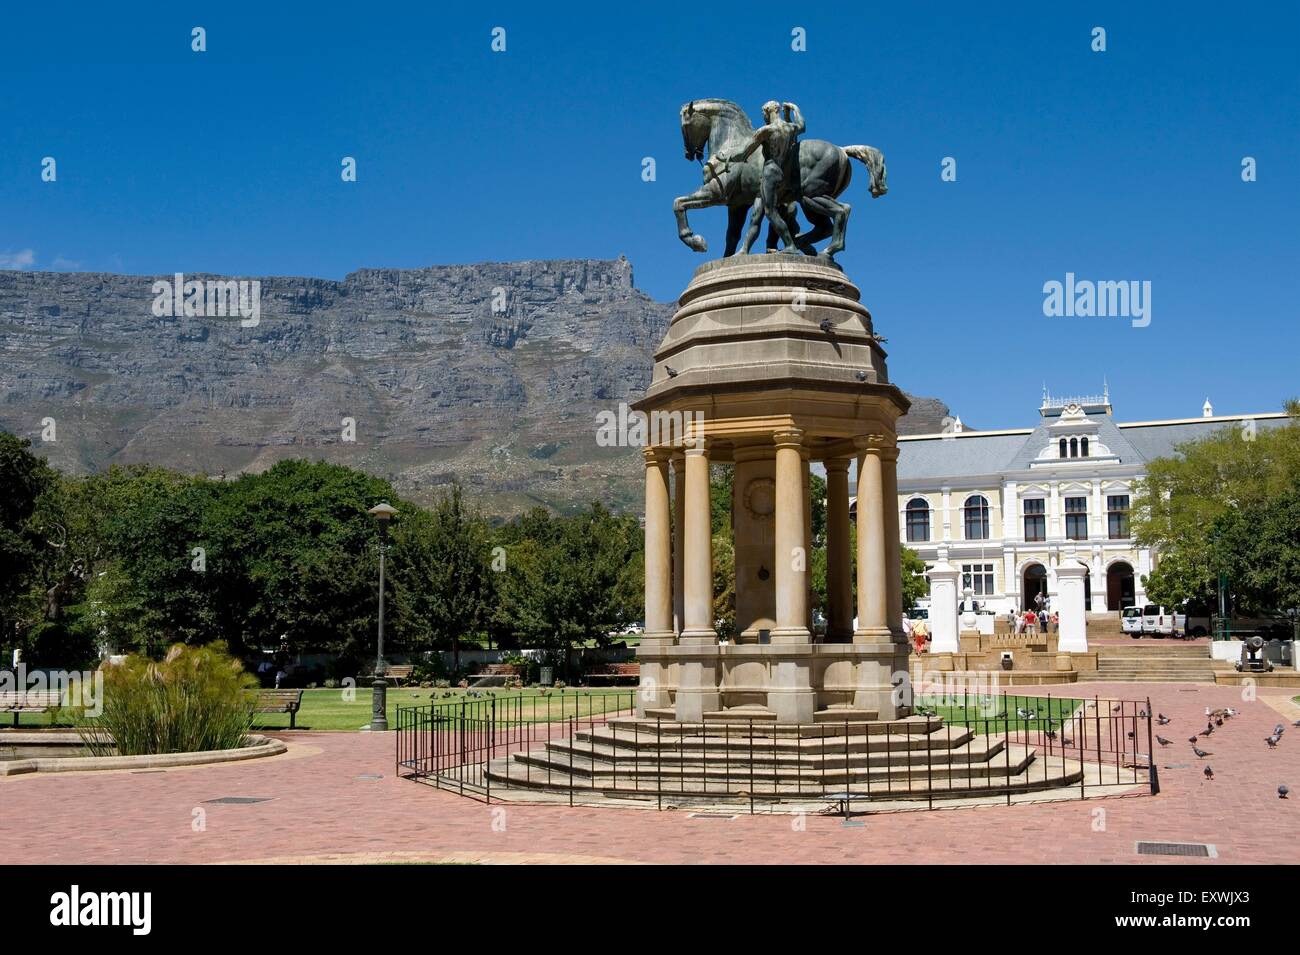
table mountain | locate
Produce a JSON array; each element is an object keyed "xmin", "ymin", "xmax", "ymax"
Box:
[{"xmin": 0, "ymin": 258, "xmax": 950, "ymax": 515}]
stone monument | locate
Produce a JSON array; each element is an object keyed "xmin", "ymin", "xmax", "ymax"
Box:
[{"xmin": 639, "ymin": 99, "xmax": 907, "ymax": 723}]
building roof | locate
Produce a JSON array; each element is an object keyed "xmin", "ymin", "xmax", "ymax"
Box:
[{"xmin": 897, "ymin": 408, "xmax": 1290, "ymax": 482}]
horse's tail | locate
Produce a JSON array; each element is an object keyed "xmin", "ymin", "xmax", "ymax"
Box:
[{"xmin": 843, "ymin": 145, "xmax": 887, "ymax": 197}]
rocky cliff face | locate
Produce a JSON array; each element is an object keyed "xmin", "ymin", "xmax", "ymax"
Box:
[{"xmin": 0, "ymin": 258, "xmax": 949, "ymax": 515}]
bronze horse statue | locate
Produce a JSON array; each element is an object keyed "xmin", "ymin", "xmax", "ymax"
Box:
[{"xmin": 673, "ymin": 98, "xmax": 887, "ymax": 259}]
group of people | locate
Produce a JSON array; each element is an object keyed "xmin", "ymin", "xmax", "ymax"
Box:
[
  {"xmin": 903, "ymin": 593, "xmax": 1060, "ymax": 655},
  {"xmin": 1010, "ymin": 593, "xmax": 1057, "ymax": 635},
  {"xmin": 1009, "ymin": 607, "xmax": 1058, "ymax": 636}
]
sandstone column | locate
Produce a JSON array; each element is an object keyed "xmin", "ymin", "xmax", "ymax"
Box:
[
  {"xmin": 825, "ymin": 458, "xmax": 853, "ymax": 641},
  {"xmin": 881, "ymin": 445, "xmax": 905, "ymax": 639},
  {"xmin": 675, "ymin": 440, "xmax": 720, "ymax": 720},
  {"xmin": 637, "ymin": 447, "xmax": 675, "ymax": 714},
  {"xmin": 802, "ymin": 449, "xmax": 813, "ymax": 631},
  {"xmin": 772, "ymin": 429, "xmax": 810, "ymax": 642},
  {"xmin": 672, "ymin": 454, "xmax": 686, "ymax": 636},
  {"xmin": 769, "ymin": 428, "xmax": 815, "ymax": 722},
  {"xmin": 642, "ymin": 447, "xmax": 674, "ymax": 641},
  {"xmin": 854, "ymin": 439, "xmax": 891, "ymax": 641}
]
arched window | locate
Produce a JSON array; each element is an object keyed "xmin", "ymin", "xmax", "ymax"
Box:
[
  {"xmin": 1059, "ymin": 438, "xmax": 1068, "ymax": 458},
  {"xmin": 963, "ymin": 494, "xmax": 990, "ymax": 540},
  {"xmin": 1070, "ymin": 437, "xmax": 1079, "ymax": 458},
  {"xmin": 905, "ymin": 499, "xmax": 930, "ymax": 542},
  {"xmin": 1081, "ymin": 436, "xmax": 1089, "ymax": 457}
]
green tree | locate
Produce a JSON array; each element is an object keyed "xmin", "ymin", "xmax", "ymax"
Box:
[
  {"xmin": 0, "ymin": 433, "xmax": 55, "ymax": 647},
  {"xmin": 392, "ymin": 484, "xmax": 494, "ymax": 673},
  {"xmin": 492, "ymin": 504, "xmax": 639, "ymax": 676},
  {"xmin": 1134, "ymin": 399, "xmax": 1300, "ymax": 612},
  {"xmin": 901, "ymin": 546, "xmax": 930, "ymax": 611}
]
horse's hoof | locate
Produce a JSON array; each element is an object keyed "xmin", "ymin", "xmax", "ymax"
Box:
[{"xmin": 685, "ymin": 235, "xmax": 707, "ymax": 253}]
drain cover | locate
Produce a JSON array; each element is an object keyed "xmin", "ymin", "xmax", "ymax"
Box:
[
  {"xmin": 356, "ymin": 774, "xmax": 383, "ymax": 780},
  {"xmin": 203, "ymin": 796, "xmax": 274, "ymax": 805},
  {"xmin": 1136, "ymin": 841, "xmax": 1215, "ymax": 858},
  {"xmin": 687, "ymin": 812, "xmax": 737, "ymax": 819}
]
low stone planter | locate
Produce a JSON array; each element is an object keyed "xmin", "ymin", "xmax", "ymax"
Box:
[{"xmin": 0, "ymin": 732, "xmax": 286, "ymax": 776}]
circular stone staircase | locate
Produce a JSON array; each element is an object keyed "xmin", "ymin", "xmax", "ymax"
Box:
[{"xmin": 479, "ymin": 715, "xmax": 1091, "ymax": 805}]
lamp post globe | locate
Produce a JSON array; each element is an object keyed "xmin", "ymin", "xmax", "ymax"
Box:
[{"xmin": 367, "ymin": 501, "xmax": 398, "ymax": 731}]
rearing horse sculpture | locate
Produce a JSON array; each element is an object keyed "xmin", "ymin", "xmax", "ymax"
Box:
[{"xmin": 673, "ymin": 98, "xmax": 887, "ymax": 259}]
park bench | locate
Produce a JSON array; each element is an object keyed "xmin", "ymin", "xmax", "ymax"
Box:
[
  {"xmin": 0, "ymin": 689, "xmax": 65, "ymax": 727},
  {"xmin": 584, "ymin": 663, "xmax": 640, "ymax": 685},
  {"xmin": 253, "ymin": 689, "xmax": 304, "ymax": 729},
  {"xmin": 360, "ymin": 664, "xmax": 414, "ymax": 686},
  {"xmin": 469, "ymin": 663, "xmax": 521, "ymax": 687}
]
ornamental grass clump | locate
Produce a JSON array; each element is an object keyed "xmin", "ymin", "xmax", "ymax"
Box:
[{"xmin": 81, "ymin": 642, "xmax": 258, "ymax": 756}]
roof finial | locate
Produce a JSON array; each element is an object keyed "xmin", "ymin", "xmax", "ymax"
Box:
[{"xmin": 1203, "ymin": 397, "xmax": 1213, "ymax": 417}]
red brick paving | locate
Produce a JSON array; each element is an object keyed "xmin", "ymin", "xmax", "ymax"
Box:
[{"xmin": 2, "ymin": 681, "xmax": 1297, "ymax": 865}]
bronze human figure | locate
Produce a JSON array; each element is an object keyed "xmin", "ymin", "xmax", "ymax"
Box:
[{"xmin": 672, "ymin": 99, "xmax": 887, "ymax": 259}]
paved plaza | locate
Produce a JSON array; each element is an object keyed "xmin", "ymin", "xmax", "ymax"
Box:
[{"xmin": 5, "ymin": 681, "xmax": 1296, "ymax": 865}]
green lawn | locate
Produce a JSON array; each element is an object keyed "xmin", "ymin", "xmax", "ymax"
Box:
[
  {"xmin": 7, "ymin": 686, "xmax": 637, "ymax": 732},
  {"xmin": 912, "ymin": 693, "xmax": 1083, "ymax": 732}
]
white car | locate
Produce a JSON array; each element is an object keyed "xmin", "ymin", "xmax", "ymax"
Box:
[
  {"xmin": 1139, "ymin": 604, "xmax": 1186, "ymax": 638},
  {"xmin": 1122, "ymin": 606, "xmax": 1144, "ymax": 637}
]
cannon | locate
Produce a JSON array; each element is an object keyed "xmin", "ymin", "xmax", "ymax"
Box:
[{"xmin": 1235, "ymin": 635, "xmax": 1275, "ymax": 673}]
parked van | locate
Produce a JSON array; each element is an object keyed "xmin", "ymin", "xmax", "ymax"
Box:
[
  {"xmin": 1122, "ymin": 606, "xmax": 1144, "ymax": 637},
  {"xmin": 1139, "ymin": 604, "xmax": 1186, "ymax": 638}
]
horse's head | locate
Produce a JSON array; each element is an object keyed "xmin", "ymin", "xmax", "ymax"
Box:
[{"xmin": 680, "ymin": 101, "xmax": 711, "ymax": 162}]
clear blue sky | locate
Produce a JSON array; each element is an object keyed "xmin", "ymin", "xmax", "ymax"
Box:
[{"xmin": 2, "ymin": 2, "xmax": 1296, "ymax": 427}]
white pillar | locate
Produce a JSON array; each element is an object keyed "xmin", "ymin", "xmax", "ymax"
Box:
[
  {"xmin": 928, "ymin": 550, "xmax": 961, "ymax": 654},
  {"xmin": 1056, "ymin": 563, "xmax": 1089, "ymax": 652}
]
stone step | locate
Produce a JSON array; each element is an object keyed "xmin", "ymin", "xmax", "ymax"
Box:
[
  {"xmin": 483, "ymin": 745, "xmax": 1090, "ymax": 800},
  {"xmin": 575, "ymin": 723, "xmax": 976, "ymax": 754},
  {"xmin": 546, "ymin": 730, "xmax": 996, "ymax": 769},
  {"xmin": 1076, "ymin": 672, "xmax": 1211, "ymax": 683},
  {"xmin": 500, "ymin": 741, "xmax": 1036, "ymax": 788},
  {"xmin": 606, "ymin": 715, "xmax": 943, "ymax": 739}
]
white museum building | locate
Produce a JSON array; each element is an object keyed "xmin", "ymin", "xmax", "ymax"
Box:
[{"xmin": 889, "ymin": 389, "xmax": 1288, "ymax": 616}]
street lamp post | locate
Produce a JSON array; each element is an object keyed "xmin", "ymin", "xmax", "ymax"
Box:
[{"xmin": 368, "ymin": 501, "xmax": 398, "ymax": 731}]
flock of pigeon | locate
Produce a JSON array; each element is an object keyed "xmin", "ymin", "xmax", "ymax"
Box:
[{"xmin": 1152, "ymin": 705, "xmax": 1296, "ymax": 798}]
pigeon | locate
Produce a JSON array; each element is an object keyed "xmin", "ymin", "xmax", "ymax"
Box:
[
  {"xmin": 1274, "ymin": 724, "xmax": 1286, "ymax": 737},
  {"xmin": 1204, "ymin": 765, "xmax": 1214, "ymax": 779},
  {"xmin": 1199, "ymin": 724, "xmax": 1214, "ymax": 737},
  {"xmin": 1266, "ymin": 735, "xmax": 1281, "ymax": 749},
  {"xmin": 1113, "ymin": 704, "xmax": 1122, "ymax": 713},
  {"xmin": 1126, "ymin": 730, "xmax": 1136, "ymax": 740},
  {"xmin": 1139, "ymin": 708, "xmax": 1149, "ymax": 718},
  {"xmin": 819, "ymin": 318, "xmax": 834, "ymax": 332},
  {"xmin": 1045, "ymin": 730, "xmax": 1057, "ymax": 740},
  {"xmin": 1156, "ymin": 735, "xmax": 1172, "ymax": 747},
  {"xmin": 665, "ymin": 366, "xmax": 679, "ymax": 378},
  {"xmin": 1215, "ymin": 718, "xmax": 1223, "ymax": 727},
  {"xmin": 1280, "ymin": 785, "xmax": 1290, "ymax": 799},
  {"xmin": 1157, "ymin": 714, "xmax": 1171, "ymax": 725},
  {"xmin": 1188, "ymin": 735, "xmax": 1200, "ymax": 744},
  {"xmin": 1292, "ymin": 720, "xmax": 1300, "ymax": 728},
  {"xmin": 1193, "ymin": 745, "xmax": 1213, "ymax": 758}
]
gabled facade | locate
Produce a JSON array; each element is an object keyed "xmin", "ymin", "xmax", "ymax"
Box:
[{"xmin": 892, "ymin": 389, "xmax": 1289, "ymax": 614}]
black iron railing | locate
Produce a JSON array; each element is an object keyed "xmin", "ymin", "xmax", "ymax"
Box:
[{"xmin": 395, "ymin": 690, "xmax": 1157, "ymax": 813}]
